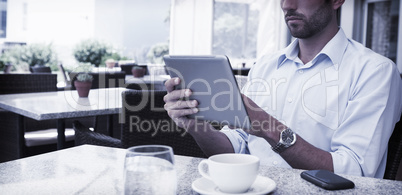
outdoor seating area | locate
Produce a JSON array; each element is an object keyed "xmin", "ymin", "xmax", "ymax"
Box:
[
  {"xmin": 0, "ymin": 0, "xmax": 401, "ymax": 194},
  {"xmin": 0, "ymin": 66, "xmax": 173, "ymax": 161},
  {"xmin": 0, "ymin": 70, "xmax": 246, "ymax": 162}
]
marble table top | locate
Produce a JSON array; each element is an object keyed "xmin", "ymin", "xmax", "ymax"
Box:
[
  {"xmin": 0, "ymin": 88, "xmax": 128, "ymax": 120},
  {"xmin": 0, "ymin": 145, "xmax": 400, "ymax": 194}
]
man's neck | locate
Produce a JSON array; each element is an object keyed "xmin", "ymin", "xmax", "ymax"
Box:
[{"xmin": 298, "ymin": 24, "xmax": 339, "ymax": 64}]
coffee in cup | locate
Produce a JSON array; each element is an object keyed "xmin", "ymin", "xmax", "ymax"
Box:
[{"xmin": 197, "ymin": 153, "xmax": 260, "ymax": 193}]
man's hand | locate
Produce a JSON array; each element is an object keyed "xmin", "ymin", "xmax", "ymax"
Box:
[
  {"xmin": 163, "ymin": 77, "xmax": 235, "ymax": 156},
  {"xmin": 163, "ymin": 77, "xmax": 199, "ymax": 129}
]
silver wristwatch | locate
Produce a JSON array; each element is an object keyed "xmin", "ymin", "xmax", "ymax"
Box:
[{"xmin": 271, "ymin": 127, "xmax": 296, "ymax": 153}]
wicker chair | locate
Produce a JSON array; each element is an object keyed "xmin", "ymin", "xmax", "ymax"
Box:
[
  {"xmin": 74, "ymin": 89, "xmax": 206, "ymax": 158},
  {"xmin": 0, "ymin": 73, "xmax": 94, "ymax": 162},
  {"xmin": 58, "ymin": 64, "xmax": 72, "ymax": 90},
  {"xmin": 120, "ymin": 64, "xmax": 148, "ymax": 75},
  {"xmin": 384, "ymin": 115, "xmax": 402, "ymax": 181},
  {"xmin": 30, "ymin": 66, "xmax": 52, "ymax": 73},
  {"xmin": 0, "ymin": 73, "xmax": 57, "ymax": 94},
  {"xmin": 0, "ymin": 74, "xmax": 60, "ymax": 161}
]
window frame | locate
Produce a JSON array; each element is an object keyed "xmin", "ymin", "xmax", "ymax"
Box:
[{"xmin": 354, "ymin": 0, "xmax": 402, "ymax": 71}]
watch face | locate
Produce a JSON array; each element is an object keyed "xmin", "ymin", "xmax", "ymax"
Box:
[{"xmin": 281, "ymin": 128, "xmax": 295, "ymax": 145}]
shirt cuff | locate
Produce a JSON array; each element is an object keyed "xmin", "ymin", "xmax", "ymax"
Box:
[{"xmin": 220, "ymin": 126, "xmax": 249, "ymax": 154}]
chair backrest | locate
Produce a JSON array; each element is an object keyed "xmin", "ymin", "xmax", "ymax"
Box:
[
  {"xmin": 384, "ymin": 114, "xmax": 402, "ymax": 180},
  {"xmin": 120, "ymin": 89, "xmax": 206, "ymax": 158},
  {"xmin": 0, "ymin": 73, "xmax": 58, "ymax": 94},
  {"xmin": 120, "ymin": 64, "xmax": 149, "ymax": 75},
  {"xmin": 30, "ymin": 66, "xmax": 52, "ymax": 73},
  {"xmin": 120, "ymin": 64, "xmax": 136, "ymax": 75},
  {"xmin": 69, "ymin": 71, "xmax": 126, "ymax": 90},
  {"xmin": 58, "ymin": 64, "xmax": 70, "ymax": 83},
  {"xmin": 232, "ymin": 68, "xmax": 250, "ymax": 76}
]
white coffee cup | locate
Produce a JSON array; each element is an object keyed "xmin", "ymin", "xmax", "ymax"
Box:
[{"xmin": 197, "ymin": 153, "xmax": 260, "ymax": 193}]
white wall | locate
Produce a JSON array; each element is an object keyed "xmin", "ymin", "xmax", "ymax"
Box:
[
  {"xmin": 94, "ymin": 0, "xmax": 125, "ymax": 50},
  {"xmin": 121, "ymin": 0, "xmax": 170, "ymax": 61},
  {"xmin": 169, "ymin": 0, "xmax": 213, "ymax": 55},
  {"xmin": 5, "ymin": 0, "xmax": 28, "ymax": 42},
  {"xmin": 256, "ymin": 0, "xmax": 288, "ymax": 58},
  {"xmin": 340, "ymin": 0, "xmax": 355, "ymax": 39}
]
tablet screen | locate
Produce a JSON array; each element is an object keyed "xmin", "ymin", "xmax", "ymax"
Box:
[{"xmin": 163, "ymin": 55, "xmax": 250, "ymax": 129}]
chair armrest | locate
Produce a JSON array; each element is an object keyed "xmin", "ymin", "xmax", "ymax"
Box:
[{"xmin": 73, "ymin": 121, "xmax": 122, "ymax": 148}]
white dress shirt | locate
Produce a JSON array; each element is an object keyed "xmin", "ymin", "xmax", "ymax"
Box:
[{"xmin": 222, "ymin": 28, "xmax": 402, "ymax": 178}]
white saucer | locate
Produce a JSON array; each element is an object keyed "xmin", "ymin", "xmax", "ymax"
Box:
[{"xmin": 192, "ymin": 175, "xmax": 276, "ymax": 195}]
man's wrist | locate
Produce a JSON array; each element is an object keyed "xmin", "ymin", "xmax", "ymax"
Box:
[
  {"xmin": 263, "ymin": 118, "xmax": 287, "ymax": 144},
  {"xmin": 271, "ymin": 127, "xmax": 297, "ymax": 154}
]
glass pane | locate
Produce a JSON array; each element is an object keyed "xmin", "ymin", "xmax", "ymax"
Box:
[
  {"xmin": 1, "ymin": 11, "xmax": 6, "ymax": 38},
  {"xmin": 212, "ymin": 1, "xmax": 259, "ymax": 61},
  {"xmin": 0, "ymin": 0, "xmax": 6, "ymax": 38},
  {"xmin": 366, "ymin": 0, "xmax": 399, "ymax": 63}
]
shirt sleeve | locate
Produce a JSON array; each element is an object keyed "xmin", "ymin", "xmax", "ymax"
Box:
[
  {"xmin": 330, "ymin": 61, "xmax": 402, "ymax": 178},
  {"xmin": 220, "ymin": 126, "xmax": 250, "ymax": 154}
]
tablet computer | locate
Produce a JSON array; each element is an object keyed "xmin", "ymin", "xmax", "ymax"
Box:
[{"xmin": 163, "ymin": 55, "xmax": 250, "ymax": 129}]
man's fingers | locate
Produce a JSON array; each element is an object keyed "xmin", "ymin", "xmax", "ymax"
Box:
[
  {"xmin": 164, "ymin": 77, "xmax": 180, "ymax": 92},
  {"xmin": 164, "ymin": 100, "xmax": 198, "ymax": 110},
  {"xmin": 167, "ymin": 108, "xmax": 199, "ymax": 119},
  {"xmin": 163, "ymin": 89, "xmax": 192, "ymax": 103}
]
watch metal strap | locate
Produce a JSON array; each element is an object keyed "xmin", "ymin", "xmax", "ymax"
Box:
[{"xmin": 272, "ymin": 142, "xmax": 287, "ymax": 153}]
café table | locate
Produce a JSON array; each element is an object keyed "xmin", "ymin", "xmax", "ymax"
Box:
[
  {"xmin": 92, "ymin": 67, "xmax": 122, "ymax": 72},
  {"xmin": 0, "ymin": 88, "xmax": 127, "ymax": 156},
  {"xmin": 0, "ymin": 145, "xmax": 400, "ymax": 194}
]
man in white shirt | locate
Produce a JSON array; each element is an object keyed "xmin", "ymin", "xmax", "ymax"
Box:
[{"xmin": 163, "ymin": 0, "xmax": 402, "ymax": 178}]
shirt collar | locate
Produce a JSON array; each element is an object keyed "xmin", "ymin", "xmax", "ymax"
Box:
[{"xmin": 277, "ymin": 28, "xmax": 349, "ymax": 70}]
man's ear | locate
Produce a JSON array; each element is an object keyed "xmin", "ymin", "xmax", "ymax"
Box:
[{"xmin": 332, "ymin": 0, "xmax": 345, "ymax": 10}]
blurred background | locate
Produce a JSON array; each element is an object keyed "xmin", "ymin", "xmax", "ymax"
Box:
[{"xmin": 0, "ymin": 0, "xmax": 400, "ymax": 74}]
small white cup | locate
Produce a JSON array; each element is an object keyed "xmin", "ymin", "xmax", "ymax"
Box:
[{"xmin": 198, "ymin": 153, "xmax": 260, "ymax": 193}]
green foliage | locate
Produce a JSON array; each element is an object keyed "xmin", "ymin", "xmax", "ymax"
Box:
[
  {"xmin": 73, "ymin": 39, "xmax": 112, "ymax": 67},
  {"xmin": 0, "ymin": 43, "xmax": 58, "ymax": 71},
  {"xmin": 0, "ymin": 51, "xmax": 12, "ymax": 71},
  {"xmin": 76, "ymin": 73, "xmax": 93, "ymax": 82},
  {"xmin": 147, "ymin": 42, "xmax": 169, "ymax": 64},
  {"xmin": 100, "ymin": 51, "xmax": 130, "ymax": 66},
  {"xmin": 131, "ymin": 65, "xmax": 144, "ymax": 70},
  {"xmin": 74, "ymin": 62, "xmax": 93, "ymax": 73}
]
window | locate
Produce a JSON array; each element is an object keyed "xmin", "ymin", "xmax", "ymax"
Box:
[
  {"xmin": 0, "ymin": 0, "xmax": 6, "ymax": 38},
  {"xmin": 212, "ymin": 0, "xmax": 260, "ymax": 63},
  {"xmin": 364, "ymin": 0, "xmax": 399, "ymax": 63}
]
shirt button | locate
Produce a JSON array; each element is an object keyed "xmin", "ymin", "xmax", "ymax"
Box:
[
  {"xmin": 273, "ymin": 161, "xmax": 278, "ymax": 165},
  {"xmin": 298, "ymin": 70, "xmax": 304, "ymax": 74},
  {"xmin": 287, "ymin": 98, "xmax": 293, "ymax": 103}
]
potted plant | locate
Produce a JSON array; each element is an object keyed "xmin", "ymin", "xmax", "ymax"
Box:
[
  {"xmin": 131, "ymin": 65, "xmax": 146, "ymax": 78},
  {"xmin": 74, "ymin": 73, "xmax": 93, "ymax": 97},
  {"xmin": 0, "ymin": 43, "xmax": 58, "ymax": 72},
  {"xmin": 73, "ymin": 39, "xmax": 112, "ymax": 67},
  {"xmin": 105, "ymin": 58, "xmax": 116, "ymax": 69}
]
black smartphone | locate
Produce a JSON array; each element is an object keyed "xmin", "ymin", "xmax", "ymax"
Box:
[{"xmin": 300, "ymin": 170, "xmax": 355, "ymax": 190}]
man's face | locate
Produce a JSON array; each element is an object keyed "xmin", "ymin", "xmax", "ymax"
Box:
[{"xmin": 281, "ymin": 0, "xmax": 334, "ymax": 39}]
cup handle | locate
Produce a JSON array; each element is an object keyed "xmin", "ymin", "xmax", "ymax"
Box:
[{"xmin": 198, "ymin": 159, "xmax": 212, "ymax": 180}]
